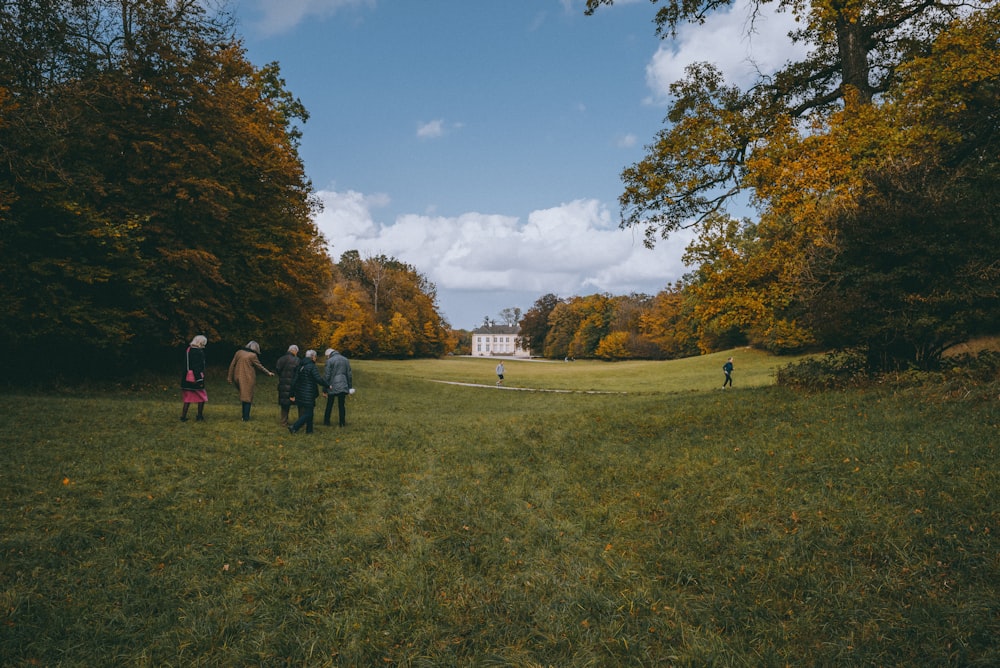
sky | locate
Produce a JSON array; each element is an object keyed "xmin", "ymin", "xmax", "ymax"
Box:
[{"xmin": 230, "ymin": 0, "xmax": 808, "ymax": 329}]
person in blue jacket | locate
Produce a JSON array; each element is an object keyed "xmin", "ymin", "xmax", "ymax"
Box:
[{"xmin": 722, "ymin": 357, "xmax": 734, "ymax": 389}]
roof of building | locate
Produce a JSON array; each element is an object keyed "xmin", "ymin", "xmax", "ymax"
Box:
[{"xmin": 472, "ymin": 324, "xmax": 519, "ymax": 335}]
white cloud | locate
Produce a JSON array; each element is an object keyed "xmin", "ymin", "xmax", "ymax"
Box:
[
  {"xmin": 313, "ymin": 190, "xmax": 690, "ymax": 308},
  {"xmin": 247, "ymin": 0, "xmax": 373, "ymax": 36},
  {"xmin": 416, "ymin": 119, "xmax": 463, "ymax": 139},
  {"xmin": 644, "ymin": 0, "xmax": 809, "ymax": 104},
  {"xmin": 313, "ymin": 189, "xmax": 387, "ymax": 250},
  {"xmin": 616, "ymin": 133, "xmax": 638, "ymax": 148},
  {"xmin": 417, "ymin": 120, "xmax": 445, "ymax": 139}
]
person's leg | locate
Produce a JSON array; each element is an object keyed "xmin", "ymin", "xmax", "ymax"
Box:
[
  {"xmin": 280, "ymin": 404, "xmax": 289, "ymax": 427},
  {"xmin": 181, "ymin": 402, "xmax": 190, "ymax": 421},
  {"xmin": 323, "ymin": 394, "xmax": 334, "ymax": 425},
  {"xmin": 304, "ymin": 405, "xmax": 315, "ymax": 433},
  {"xmin": 289, "ymin": 405, "xmax": 305, "ymax": 433},
  {"xmin": 337, "ymin": 393, "xmax": 346, "ymax": 427},
  {"xmin": 196, "ymin": 402, "xmax": 205, "ymax": 420},
  {"xmin": 242, "ymin": 401, "xmax": 252, "ymax": 421}
]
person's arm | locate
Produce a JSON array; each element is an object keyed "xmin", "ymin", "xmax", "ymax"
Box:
[
  {"xmin": 227, "ymin": 354, "xmax": 237, "ymax": 383},
  {"xmin": 253, "ymin": 357, "xmax": 274, "ymax": 376}
]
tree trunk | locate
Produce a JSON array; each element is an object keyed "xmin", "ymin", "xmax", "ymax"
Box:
[{"xmin": 835, "ymin": 13, "xmax": 874, "ymax": 105}]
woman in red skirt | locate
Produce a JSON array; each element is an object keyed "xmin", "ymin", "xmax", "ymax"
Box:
[{"xmin": 180, "ymin": 335, "xmax": 208, "ymax": 421}]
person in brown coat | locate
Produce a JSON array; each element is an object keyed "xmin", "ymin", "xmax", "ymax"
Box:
[{"xmin": 227, "ymin": 340, "xmax": 274, "ymax": 421}]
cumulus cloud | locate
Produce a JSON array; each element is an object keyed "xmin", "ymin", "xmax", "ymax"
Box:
[
  {"xmin": 313, "ymin": 189, "xmax": 690, "ymax": 307},
  {"xmin": 644, "ymin": 0, "xmax": 809, "ymax": 103}
]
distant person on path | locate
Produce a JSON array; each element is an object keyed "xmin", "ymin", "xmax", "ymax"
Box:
[
  {"xmin": 275, "ymin": 344, "xmax": 300, "ymax": 427},
  {"xmin": 496, "ymin": 361, "xmax": 505, "ymax": 387},
  {"xmin": 323, "ymin": 348, "xmax": 353, "ymax": 427},
  {"xmin": 288, "ymin": 349, "xmax": 329, "ymax": 434},
  {"xmin": 723, "ymin": 357, "xmax": 734, "ymax": 389},
  {"xmin": 180, "ymin": 335, "xmax": 208, "ymax": 422},
  {"xmin": 227, "ymin": 340, "xmax": 274, "ymax": 421}
]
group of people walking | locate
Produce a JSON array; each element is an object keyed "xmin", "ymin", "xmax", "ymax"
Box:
[{"xmin": 180, "ymin": 336, "xmax": 353, "ymax": 432}]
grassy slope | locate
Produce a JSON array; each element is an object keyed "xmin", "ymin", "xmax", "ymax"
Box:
[
  {"xmin": 369, "ymin": 348, "xmax": 792, "ymax": 394},
  {"xmin": 0, "ymin": 351, "xmax": 996, "ymax": 666}
]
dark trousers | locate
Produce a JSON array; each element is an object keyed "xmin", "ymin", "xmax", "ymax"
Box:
[
  {"xmin": 290, "ymin": 404, "xmax": 315, "ymax": 433},
  {"xmin": 241, "ymin": 401, "xmax": 252, "ymax": 421},
  {"xmin": 324, "ymin": 393, "xmax": 347, "ymax": 426},
  {"xmin": 723, "ymin": 372, "xmax": 733, "ymax": 388}
]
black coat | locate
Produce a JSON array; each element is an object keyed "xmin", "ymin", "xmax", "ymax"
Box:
[
  {"xmin": 181, "ymin": 346, "xmax": 206, "ymax": 390},
  {"xmin": 275, "ymin": 352, "xmax": 300, "ymax": 405},
  {"xmin": 290, "ymin": 358, "xmax": 326, "ymax": 407}
]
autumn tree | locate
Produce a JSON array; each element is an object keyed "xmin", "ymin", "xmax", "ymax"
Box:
[
  {"xmin": 638, "ymin": 283, "xmax": 701, "ymax": 358},
  {"xmin": 801, "ymin": 7, "xmax": 1000, "ymax": 368},
  {"xmin": 0, "ymin": 0, "xmax": 330, "ymax": 371},
  {"xmin": 588, "ymin": 0, "xmax": 998, "ymax": 368},
  {"xmin": 321, "ymin": 251, "xmax": 450, "ymax": 358},
  {"xmin": 517, "ymin": 293, "xmax": 561, "ymax": 356},
  {"xmin": 585, "ymin": 0, "xmax": 985, "ymax": 241}
]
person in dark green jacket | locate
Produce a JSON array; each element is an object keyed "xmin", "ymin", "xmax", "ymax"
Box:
[{"xmin": 288, "ymin": 350, "xmax": 330, "ymax": 434}]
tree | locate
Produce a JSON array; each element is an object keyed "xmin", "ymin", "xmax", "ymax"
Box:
[
  {"xmin": 680, "ymin": 212, "xmax": 816, "ymax": 353},
  {"xmin": 498, "ymin": 307, "xmax": 522, "ymax": 327},
  {"xmin": 322, "ymin": 251, "xmax": 450, "ymax": 358},
  {"xmin": 542, "ymin": 294, "xmax": 615, "ymax": 359},
  {"xmin": 0, "ymin": 0, "xmax": 330, "ymax": 370},
  {"xmin": 710, "ymin": 4, "xmax": 999, "ymax": 368},
  {"xmin": 585, "ymin": 0, "xmax": 986, "ymax": 243},
  {"xmin": 517, "ymin": 294, "xmax": 561, "ymax": 355},
  {"xmin": 639, "ymin": 283, "xmax": 701, "ymax": 358},
  {"xmin": 589, "ymin": 1, "xmax": 998, "ymax": 369},
  {"xmin": 801, "ymin": 6, "xmax": 1000, "ymax": 368}
]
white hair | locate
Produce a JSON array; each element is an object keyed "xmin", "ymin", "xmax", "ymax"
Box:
[
  {"xmin": 288, "ymin": 344, "xmax": 299, "ymax": 353},
  {"xmin": 305, "ymin": 349, "xmax": 317, "ymax": 359},
  {"xmin": 189, "ymin": 335, "xmax": 207, "ymax": 348}
]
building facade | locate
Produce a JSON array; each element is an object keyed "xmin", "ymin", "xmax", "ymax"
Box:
[{"xmin": 471, "ymin": 324, "xmax": 529, "ymax": 358}]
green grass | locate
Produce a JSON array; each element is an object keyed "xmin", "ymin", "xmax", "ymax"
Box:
[
  {"xmin": 373, "ymin": 348, "xmax": 790, "ymax": 394},
  {"xmin": 1, "ymin": 352, "xmax": 997, "ymax": 666}
]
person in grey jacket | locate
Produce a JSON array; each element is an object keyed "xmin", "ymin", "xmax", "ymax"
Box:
[
  {"xmin": 323, "ymin": 348, "xmax": 353, "ymax": 427},
  {"xmin": 288, "ymin": 350, "xmax": 329, "ymax": 434}
]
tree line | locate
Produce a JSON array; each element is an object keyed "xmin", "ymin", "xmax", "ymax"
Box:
[
  {"xmin": 0, "ymin": 0, "xmax": 450, "ymax": 375},
  {"xmin": 582, "ymin": 0, "xmax": 999, "ymax": 370},
  {"xmin": 4, "ymin": 0, "xmax": 997, "ymax": 375}
]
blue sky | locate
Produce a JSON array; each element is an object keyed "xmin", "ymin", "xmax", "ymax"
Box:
[{"xmin": 232, "ymin": 0, "xmax": 805, "ymax": 329}]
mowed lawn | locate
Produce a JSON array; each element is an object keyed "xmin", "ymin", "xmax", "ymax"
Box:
[{"xmin": 1, "ymin": 352, "xmax": 997, "ymax": 666}]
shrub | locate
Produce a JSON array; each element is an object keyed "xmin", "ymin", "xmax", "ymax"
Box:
[{"xmin": 776, "ymin": 349, "xmax": 870, "ymax": 390}]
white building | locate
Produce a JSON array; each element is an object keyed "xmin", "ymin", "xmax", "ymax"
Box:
[{"xmin": 471, "ymin": 324, "xmax": 529, "ymax": 358}]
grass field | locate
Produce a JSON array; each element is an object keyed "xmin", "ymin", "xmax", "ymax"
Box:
[{"xmin": 1, "ymin": 351, "xmax": 997, "ymax": 666}]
